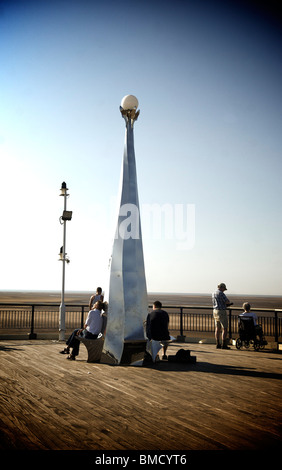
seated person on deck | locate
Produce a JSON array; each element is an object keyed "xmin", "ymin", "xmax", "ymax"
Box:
[
  {"xmin": 60, "ymin": 300, "xmax": 104, "ymax": 360},
  {"xmin": 145, "ymin": 300, "xmax": 170, "ymax": 361},
  {"xmin": 239, "ymin": 302, "xmax": 263, "ymax": 340}
]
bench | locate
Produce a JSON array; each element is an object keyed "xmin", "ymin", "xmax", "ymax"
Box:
[
  {"xmin": 120, "ymin": 340, "xmax": 147, "ymax": 364},
  {"xmin": 78, "ymin": 314, "xmax": 107, "ymax": 363},
  {"xmin": 78, "ymin": 335, "xmax": 105, "ymax": 363},
  {"xmin": 100, "ymin": 340, "xmax": 147, "ymax": 365},
  {"xmin": 146, "ymin": 336, "xmax": 176, "ymax": 362}
]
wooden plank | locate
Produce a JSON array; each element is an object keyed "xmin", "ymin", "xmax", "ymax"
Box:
[{"xmin": 0, "ymin": 340, "xmax": 281, "ymax": 450}]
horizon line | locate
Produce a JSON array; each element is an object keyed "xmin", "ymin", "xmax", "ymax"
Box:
[{"xmin": 0, "ymin": 289, "xmax": 281, "ymax": 297}]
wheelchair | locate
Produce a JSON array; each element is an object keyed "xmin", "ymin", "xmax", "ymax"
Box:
[{"xmin": 235, "ymin": 316, "xmax": 267, "ymax": 351}]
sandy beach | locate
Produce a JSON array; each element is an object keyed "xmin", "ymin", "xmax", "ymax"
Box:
[{"xmin": 0, "ymin": 290, "xmax": 281, "ymax": 310}]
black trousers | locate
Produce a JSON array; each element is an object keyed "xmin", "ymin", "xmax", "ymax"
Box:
[{"xmin": 66, "ymin": 329, "xmax": 98, "ymax": 356}]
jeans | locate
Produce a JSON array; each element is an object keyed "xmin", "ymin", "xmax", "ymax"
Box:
[{"xmin": 66, "ymin": 329, "xmax": 98, "ymax": 356}]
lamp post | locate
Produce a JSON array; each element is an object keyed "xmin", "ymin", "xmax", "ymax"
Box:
[{"xmin": 58, "ymin": 182, "xmax": 72, "ymax": 341}]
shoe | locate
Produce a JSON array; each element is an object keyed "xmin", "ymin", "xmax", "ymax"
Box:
[
  {"xmin": 162, "ymin": 354, "xmax": 168, "ymax": 360},
  {"xmin": 59, "ymin": 347, "xmax": 70, "ymax": 354},
  {"xmin": 222, "ymin": 344, "xmax": 231, "ymax": 350},
  {"xmin": 67, "ymin": 354, "xmax": 76, "ymax": 360},
  {"xmin": 216, "ymin": 343, "xmax": 221, "ymax": 349}
]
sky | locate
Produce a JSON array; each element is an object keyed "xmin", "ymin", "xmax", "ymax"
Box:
[{"xmin": 0, "ymin": 0, "xmax": 281, "ymax": 296}]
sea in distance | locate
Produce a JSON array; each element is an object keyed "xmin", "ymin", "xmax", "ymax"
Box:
[{"xmin": 0, "ymin": 290, "xmax": 281, "ymax": 311}]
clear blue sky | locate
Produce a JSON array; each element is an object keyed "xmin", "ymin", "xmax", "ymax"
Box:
[{"xmin": 0, "ymin": 0, "xmax": 281, "ymax": 295}]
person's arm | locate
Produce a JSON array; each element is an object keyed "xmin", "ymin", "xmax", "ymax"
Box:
[
  {"xmin": 146, "ymin": 314, "xmax": 151, "ymax": 340},
  {"xmin": 84, "ymin": 310, "xmax": 92, "ymax": 329},
  {"xmin": 89, "ymin": 295, "xmax": 94, "ymax": 309},
  {"xmin": 166, "ymin": 311, "xmax": 169, "ymax": 325},
  {"xmin": 222, "ymin": 293, "xmax": 232, "ymax": 306}
]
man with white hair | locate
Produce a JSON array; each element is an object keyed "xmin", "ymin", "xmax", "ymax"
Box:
[{"xmin": 212, "ymin": 283, "xmax": 233, "ymax": 349}]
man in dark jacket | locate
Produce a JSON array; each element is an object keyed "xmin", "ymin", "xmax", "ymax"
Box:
[{"xmin": 146, "ymin": 300, "xmax": 170, "ymax": 359}]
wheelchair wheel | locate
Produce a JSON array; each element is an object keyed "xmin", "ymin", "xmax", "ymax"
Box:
[
  {"xmin": 236, "ymin": 338, "xmax": 242, "ymax": 350},
  {"xmin": 260, "ymin": 338, "xmax": 267, "ymax": 350},
  {"xmin": 254, "ymin": 339, "xmax": 260, "ymax": 351}
]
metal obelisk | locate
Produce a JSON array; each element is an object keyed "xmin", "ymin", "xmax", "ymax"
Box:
[{"xmin": 102, "ymin": 95, "xmax": 148, "ymax": 364}]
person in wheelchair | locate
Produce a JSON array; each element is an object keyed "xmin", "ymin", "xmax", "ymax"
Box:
[
  {"xmin": 239, "ymin": 302, "xmax": 264, "ymax": 341},
  {"xmin": 236, "ymin": 303, "xmax": 267, "ymax": 351}
]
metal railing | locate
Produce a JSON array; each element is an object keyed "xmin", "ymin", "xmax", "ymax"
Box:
[
  {"xmin": 0, "ymin": 304, "xmax": 86, "ymax": 339},
  {"xmin": 0, "ymin": 303, "xmax": 281, "ymax": 342},
  {"xmin": 162, "ymin": 305, "xmax": 282, "ymax": 343}
]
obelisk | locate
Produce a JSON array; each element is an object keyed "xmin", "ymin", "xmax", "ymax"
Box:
[{"xmin": 102, "ymin": 95, "xmax": 148, "ymax": 364}]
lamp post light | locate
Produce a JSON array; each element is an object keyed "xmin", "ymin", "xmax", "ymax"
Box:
[{"xmin": 58, "ymin": 182, "xmax": 72, "ymax": 341}]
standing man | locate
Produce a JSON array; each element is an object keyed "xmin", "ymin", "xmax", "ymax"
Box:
[
  {"xmin": 146, "ymin": 300, "xmax": 170, "ymax": 359},
  {"xmin": 212, "ymin": 283, "xmax": 232, "ymax": 349}
]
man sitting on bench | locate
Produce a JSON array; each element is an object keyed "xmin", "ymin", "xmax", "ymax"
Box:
[
  {"xmin": 145, "ymin": 300, "xmax": 170, "ymax": 362},
  {"xmin": 60, "ymin": 300, "xmax": 104, "ymax": 360}
]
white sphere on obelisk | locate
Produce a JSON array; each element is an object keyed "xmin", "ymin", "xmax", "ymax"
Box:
[{"xmin": 121, "ymin": 94, "xmax": 139, "ymax": 110}]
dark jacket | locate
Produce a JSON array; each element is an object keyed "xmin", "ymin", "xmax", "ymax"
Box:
[{"xmin": 146, "ymin": 309, "xmax": 170, "ymax": 341}]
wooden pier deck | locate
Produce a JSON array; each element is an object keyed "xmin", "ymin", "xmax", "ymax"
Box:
[{"xmin": 0, "ymin": 339, "xmax": 281, "ymax": 452}]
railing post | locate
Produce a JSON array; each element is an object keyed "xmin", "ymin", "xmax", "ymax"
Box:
[
  {"xmin": 80, "ymin": 306, "xmax": 85, "ymax": 329},
  {"xmin": 28, "ymin": 305, "xmax": 37, "ymax": 339},
  {"xmin": 274, "ymin": 310, "xmax": 278, "ymax": 343},
  {"xmin": 228, "ymin": 309, "xmax": 232, "ymax": 339},
  {"xmin": 177, "ymin": 307, "xmax": 186, "ymax": 342}
]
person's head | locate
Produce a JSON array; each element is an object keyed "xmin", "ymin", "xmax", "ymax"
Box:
[
  {"xmin": 96, "ymin": 287, "xmax": 102, "ymax": 294},
  {"xmin": 153, "ymin": 300, "xmax": 162, "ymax": 310},
  {"xmin": 243, "ymin": 302, "xmax": 251, "ymax": 312},
  {"xmin": 94, "ymin": 300, "xmax": 103, "ymax": 311},
  {"xmin": 218, "ymin": 283, "xmax": 227, "ymax": 292}
]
